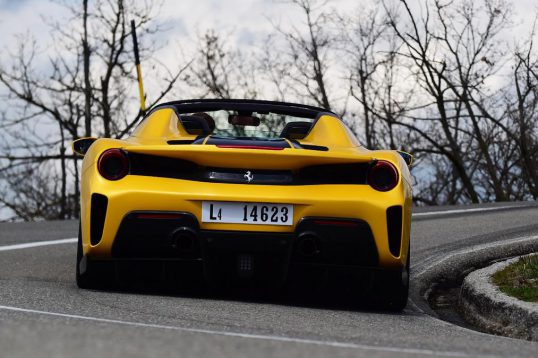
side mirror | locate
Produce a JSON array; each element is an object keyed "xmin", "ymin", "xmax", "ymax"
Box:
[
  {"xmin": 397, "ymin": 151, "xmax": 414, "ymax": 167},
  {"xmin": 72, "ymin": 137, "xmax": 97, "ymax": 157}
]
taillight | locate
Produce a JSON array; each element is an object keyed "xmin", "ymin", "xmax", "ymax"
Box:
[
  {"xmin": 98, "ymin": 149, "xmax": 129, "ymax": 180},
  {"xmin": 368, "ymin": 160, "xmax": 399, "ymax": 191}
]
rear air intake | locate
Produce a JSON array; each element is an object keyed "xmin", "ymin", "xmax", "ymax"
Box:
[
  {"xmin": 386, "ymin": 205, "xmax": 403, "ymax": 257},
  {"xmin": 90, "ymin": 193, "xmax": 108, "ymax": 246}
]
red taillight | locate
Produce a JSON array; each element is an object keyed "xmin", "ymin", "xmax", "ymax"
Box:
[
  {"xmin": 368, "ymin": 160, "xmax": 399, "ymax": 191},
  {"xmin": 98, "ymin": 149, "xmax": 129, "ymax": 181}
]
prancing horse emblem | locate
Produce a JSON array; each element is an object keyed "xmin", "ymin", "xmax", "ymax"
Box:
[{"xmin": 244, "ymin": 171, "xmax": 254, "ymax": 183}]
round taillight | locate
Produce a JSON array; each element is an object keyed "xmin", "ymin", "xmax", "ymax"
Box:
[
  {"xmin": 368, "ymin": 160, "xmax": 399, "ymax": 191},
  {"xmin": 98, "ymin": 149, "xmax": 129, "ymax": 181}
]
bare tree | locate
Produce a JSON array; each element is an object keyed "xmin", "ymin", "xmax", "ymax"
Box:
[
  {"xmin": 384, "ymin": 0, "xmax": 516, "ymax": 203},
  {"xmin": 186, "ymin": 30, "xmax": 259, "ymax": 99},
  {"xmin": 269, "ymin": 0, "xmax": 335, "ymax": 111},
  {"xmin": 0, "ymin": 0, "xmax": 188, "ymax": 220}
]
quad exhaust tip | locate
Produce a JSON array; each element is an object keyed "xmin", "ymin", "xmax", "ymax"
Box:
[
  {"xmin": 170, "ymin": 227, "xmax": 197, "ymax": 253},
  {"xmin": 296, "ymin": 232, "xmax": 321, "ymax": 257}
]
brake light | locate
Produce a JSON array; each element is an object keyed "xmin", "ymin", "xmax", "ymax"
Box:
[
  {"xmin": 98, "ymin": 149, "xmax": 129, "ymax": 180},
  {"xmin": 368, "ymin": 160, "xmax": 399, "ymax": 191}
]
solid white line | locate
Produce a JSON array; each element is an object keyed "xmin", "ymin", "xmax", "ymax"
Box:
[
  {"xmin": 0, "ymin": 304, "xmax": 487, "ymax": 357},
  {"xmin": 412, "ymin": 205, "xmax": 520, "ymax": 217},
  {"xmin": 0, "ymin": 238, "xmax": 77, "ymax": 252},
  {"xmin": 0, "ymin": 204, "xmax": 528, "ymax": 252}
]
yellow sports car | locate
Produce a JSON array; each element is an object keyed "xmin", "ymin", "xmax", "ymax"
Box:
[{"xmin": 73, "ymin": 99, "xmax": 413, "ymax": 310}]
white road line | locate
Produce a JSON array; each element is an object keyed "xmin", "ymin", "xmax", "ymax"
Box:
[
  {"xmin": 0, "ymin": 204, "xmax": 530, "ymax": 252},
  {"xmin": 0, "ymin": 304, "xmax": 488, "ymax": 357},
  {"xmin": 0, "ymin": 205, "xmax": 528, "ymax": 252},
  {"xmin": 412, "ymin": 205, "xmax": 520, "ymax": 217},
  {"xmin": 0, "ymin": 238, "xmax": 76, "ymax": 252}
]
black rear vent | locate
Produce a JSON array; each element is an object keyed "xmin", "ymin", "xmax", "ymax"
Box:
[
  {"xmin": 90, "ymin": 193, "xmax": 108, "ymax": 246},
  {"xmin": 129, "ymin": 153, "xmax": 199, "ymax": 180},
  {"xmin": 300, "ymin": 144, "xmax": 328, "ymax": 151},
  {"xmin": 128, "ymin": 152, "xmax": 370, "ymax": 185},
  {"xmin": 298, "ymin": 163, "xmax": 369, "ymax": 184},
  {"xmin": 386, "ymin": 205, "xmax": 403, "ymax": 257},
  {"xmin": 205, "ymin": 136, "xmax": 291, "ymax": 149},
  {"xmin": 167, "ymin": 140, "xmax": 195, "ymax": 145}
]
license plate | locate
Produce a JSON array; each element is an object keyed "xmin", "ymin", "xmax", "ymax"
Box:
[{"xmin": 202, "ymin": 201, "xmax": 293, "ymax": 226}]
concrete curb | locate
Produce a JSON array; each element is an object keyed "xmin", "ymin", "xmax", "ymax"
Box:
[
  {"xmin": 460, "ymin": 254, "xmax": 538, "ymax": 341},
  {"xmin": 411, "ymin": 233, "xmax": 538, "ymax": 317}
]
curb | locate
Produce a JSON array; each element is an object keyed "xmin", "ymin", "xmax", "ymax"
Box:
[
  {"xmin": 460, "ymin": 254, "xmax": 538, "ymax": 341},
  {"xmin": 411, "ymin": 233, "xmax": 538, "ymax": 316}
]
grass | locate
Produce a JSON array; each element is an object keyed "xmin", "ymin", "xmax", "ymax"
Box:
[{"xmin": 492, "ymin": 254, "xmax": 538, "ymax": 303}]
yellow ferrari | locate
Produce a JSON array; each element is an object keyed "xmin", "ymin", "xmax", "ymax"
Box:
[{"xmin": 73, "ymin": 99, "xmax": 413, "ymax": 310}]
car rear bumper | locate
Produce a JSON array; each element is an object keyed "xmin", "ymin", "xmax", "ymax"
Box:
[
  {"xmin": 80, "ymin": 174, "xmax": 411, "ymax": 268},
  {"xmin": 81, "ymin": 210, "xmax": 400, "ymax": 290}
]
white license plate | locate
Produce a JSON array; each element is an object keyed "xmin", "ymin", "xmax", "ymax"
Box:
[{"xmin": 202, "ymin": 201, "xmax": 293, "ymax": 226}]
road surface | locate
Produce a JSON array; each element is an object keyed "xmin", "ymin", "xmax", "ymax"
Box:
[{"xmin": 0, "ymin": 202, "xmax": 537, "ymax": 357}]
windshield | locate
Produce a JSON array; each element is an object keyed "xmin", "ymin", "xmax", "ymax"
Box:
[{"xmin": 184, "ymin": 110, "xmax": 315, "ymax": 140}]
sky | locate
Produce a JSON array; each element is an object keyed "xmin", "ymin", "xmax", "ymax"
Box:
[
  {"xmin": 1, "ymin": 0, "xmax": 537, "ymax": 98},
  {"xmin": 0, "ymin": 0, "xmax": 356, "ymax": 53},
  {"xmin": 1, "ymin": 0, "xmax": 537, "ymax": 47},
  {"xmin": 1, "ymin": 0, "xmax": 537, "ymax": 77}
]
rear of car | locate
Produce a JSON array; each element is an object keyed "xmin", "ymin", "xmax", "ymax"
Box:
[{"xmin": 75, "ymin": 100, "xmax": 412, "ymax": 310}]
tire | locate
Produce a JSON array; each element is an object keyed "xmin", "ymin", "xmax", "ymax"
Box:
[
  {"xmin": 76, "ymin": 222, "xmax": 98, "ymax": 289},
  {"xmin": 375, "ymin": 246, "xmax": 410, "ymax": 312}
]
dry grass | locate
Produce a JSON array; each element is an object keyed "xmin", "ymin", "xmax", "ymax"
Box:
[{"xmin": 492, "ymin": 254, "xmax": 538, "ymax": 303}]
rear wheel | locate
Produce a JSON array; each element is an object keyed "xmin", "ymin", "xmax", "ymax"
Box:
[
  {"xmin": 76, "ymin": 223, "xmax": 98, "ymax": 289},
  {"xmin": 374, "ymin": 247, "xmax": 410, "ymax": 312}
]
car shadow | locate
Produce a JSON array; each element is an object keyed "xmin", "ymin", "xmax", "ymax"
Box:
[{"xmin": 83, "ymin": 276, "xmax": 407, "ymax": 315}]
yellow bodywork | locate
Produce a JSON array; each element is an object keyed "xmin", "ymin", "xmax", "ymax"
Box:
[{"xmin": 78, "ymin": 107, "xmax": 412, "ymax": 269}]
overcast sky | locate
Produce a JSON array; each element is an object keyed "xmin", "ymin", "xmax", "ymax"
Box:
[
  {"xmin": 1, "ymin": 0, "xmax": 536, "ymax": 86},
  {"xmin": 1, "ymin": 0, "xmax": 536, "ymax": 45},
  {"xmin": 0, "ymin": 0, "xmax": 357, "ymax": 54}
]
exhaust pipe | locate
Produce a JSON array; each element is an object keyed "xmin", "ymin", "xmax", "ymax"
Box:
[
  {"xmin": 296, "ymin": 232, "xmax": 321, "ymax": 257},
  {"xmin": 170, "ymin": 227, "xmax": 197, "ymax": 253}
]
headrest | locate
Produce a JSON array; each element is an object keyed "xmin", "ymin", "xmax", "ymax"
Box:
[
  {"xmin": 180, "ymin": 115, "xmax": 211, "ymax": 135},
  {"xmin": 279, "ymin": 121, "xmax": 312, "ymax": 139}
]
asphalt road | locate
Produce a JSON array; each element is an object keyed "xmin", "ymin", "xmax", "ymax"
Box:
[{"xmin": 1, "ymin": 202, "xmax": 538, "ymax": 357}]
